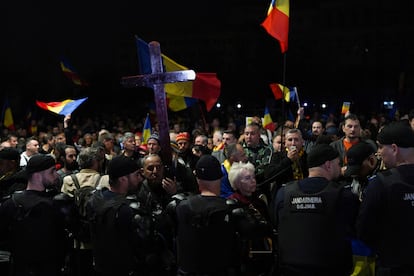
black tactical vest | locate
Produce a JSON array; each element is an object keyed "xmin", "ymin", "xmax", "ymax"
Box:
[
  {"xmin": 175, "ymin": 195, "xmax": 239, "ymax": 274},
  {"xmin": 88, "ymin": 190, "xmax": 139, "ymax": 275},
  {"xmin": 375, "ymin": 168, "xmax": 414, "ymax": 266},
  {"xmin": 278, "ymin": 180, "xmax": 351, "ymax": 267},
  {"xmin": 9, "ymin": 191, "xmax": 65, "ymax": 264}
]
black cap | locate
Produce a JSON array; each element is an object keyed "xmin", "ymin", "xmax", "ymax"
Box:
[
  {"xmin": 377, "ymin": 122, "xmax": 414, "ymax": 148},
  {"xmin": 307, "ymin": 144, "xmax": 339, "ymax": 168},
  {"xmin": 195, "ymin": 155, "xmax": 223, "ymax": 181},
  {"xmin": 26, "ymin": 154, "xmax": 56, "ymax": 174},
  {"xmin": 148, "ymin": 133, "xmax": 160, "ymax": 144},
  {"xmin": 107, "ymin": 156, "xmax": 139, "ymax": 179},
  {"xmin": 345, "ymin": 141, "xmax": 377, "ymax": 177},
  {"xmin": 0, "ymin": 147, "xmax": 20, "ymax": 161}
]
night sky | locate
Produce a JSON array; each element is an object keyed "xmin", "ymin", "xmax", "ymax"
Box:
[{"xmin": 2, "ymin": 0, "xmax": 414, "ymax": 120}]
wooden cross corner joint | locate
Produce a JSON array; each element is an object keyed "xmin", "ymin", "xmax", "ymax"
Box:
[{"xmin": 120, "ymin": 41, "xmax": 196, "ymax": 165}]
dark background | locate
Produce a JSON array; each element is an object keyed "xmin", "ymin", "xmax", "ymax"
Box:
[{"xmin": 1, "ymin": 0, "xmax": 413, "ymax": 122}]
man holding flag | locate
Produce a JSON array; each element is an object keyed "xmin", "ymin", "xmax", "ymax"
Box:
[{"xmin": 36, "ymin": 97, "xmax": 88, "ymax": 116}]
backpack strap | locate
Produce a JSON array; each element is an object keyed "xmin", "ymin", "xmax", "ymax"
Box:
[
  {"xmin": 71, "ymin": 173, "xmax": 102, "ymax": 189},
  {"xmin": 95, "ymin": 174, "xmax": 102, "ymax": 187},
  {"xmin": 70, "ymin": 174, "xmax": 81, "ymax": 189}
]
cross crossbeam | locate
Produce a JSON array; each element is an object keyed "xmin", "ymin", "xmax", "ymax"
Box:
[{"xmin": 121, "ymin": 41, "xmax": 196, "ymax": 165}]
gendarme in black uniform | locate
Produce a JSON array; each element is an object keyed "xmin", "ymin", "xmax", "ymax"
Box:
[
  {"xmin": 273, "ymin": 144, "xmax": 359, "ymax": 276},
  {"xmin": 172, "ymin": 155, "xmax": 239, "ymax": 275},
  {"xmin": 0, "ymin": 190, "xmax": 68, "ymax": 275},
  {"xmin": 0, "ymin": 154, "xmax": 68, "ymax": 276},
  {"xmin": 0, "ymin": 148, "xmax": 27, "ymax": 200},
  {"xmin": 85, "ymin": 155, "xmax": 146, "ymax": 276},
  {"xmin": 357, "ymin": 122, "xmax": 414, "ymax": 275},
  {"xmin": 174, "ymin": 194, "xmax": 239, "ymax": 274},
  {"xmin": 358, "ymin": 167, "xmax": 414, "ymax": 273},
  {"xmin": 87, "ymin": 188, "xmax": 148, "ymax": 276}
]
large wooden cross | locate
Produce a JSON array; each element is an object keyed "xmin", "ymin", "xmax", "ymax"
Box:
[{"xmin": 121, "ymin": 41, "xmax": 196, "ymax": 165}]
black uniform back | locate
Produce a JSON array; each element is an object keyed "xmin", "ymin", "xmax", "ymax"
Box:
[
  {"xmin": 174, "ymin": 194, "xmax": 239, "ymax": 275},
  {"xmin": 0, "ymin": 169, "xmax": 27, "ymax": 200},
  {"xmin": 371, "ymin": 168, "xmax": 414, "ymax": 267},
  {"xmin": 87, "ymin": 188, "xmax": 148, "ymax": 276},
  {"xmin": 230, "ymin": 196, "xmax": 274, "ymax": 275},
  {"xmin": 278, "ymin": 180, "xmax": 353, "ymax": 274},
  {"xmin": 0, "ymin": 190, "xmax": 67, "ymax": 276}
]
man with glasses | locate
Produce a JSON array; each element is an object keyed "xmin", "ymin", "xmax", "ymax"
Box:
[{"xmin": 344, "ymin": 141, "xmax": 380, "ymax": 200}]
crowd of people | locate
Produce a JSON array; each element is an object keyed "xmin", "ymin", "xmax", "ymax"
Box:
[{"xmin": 0, "ymin": 106, "xmax": 414, "ymax": 276}]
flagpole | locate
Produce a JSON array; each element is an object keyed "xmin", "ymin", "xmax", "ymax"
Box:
[
  {"xmin": 197, "ymin": 101, "xmax": 208, "ymax": 133},
  {"xmin": 261, "ymin": 0, "xmax": 290, "ymax": 131},
  {"xmin": 281, "ymin": 52, "xmax": 287, "ymax": 131},
  {"xmin": 294, "ymin": 87, "xmax": 301, "ymax": 109}
]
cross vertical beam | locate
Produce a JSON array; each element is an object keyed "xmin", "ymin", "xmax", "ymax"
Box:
[
  {"xmin": 149, "ymin": 41, "xmax": 171, "ymax": 164},
  {"xmin": 121, "ymin": 41, "xmax": 196, "ymax": 166}
]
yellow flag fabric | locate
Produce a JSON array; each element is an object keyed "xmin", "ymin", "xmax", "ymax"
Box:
[
  {"xmin": 142, "ymin": 114, "xmax": 152, "ymax": 145},
  {"xmin": 136, "ymin": 36, "xmax": 220, "ymax": 111},
  {"xmin": 276, "ymin": 84, "xmax": 291, "ymax": 102},
  {"xmin": 162, "ymin": 54, "xmax": 194, "ymax": 97},
  {"xmin": 263, "ymin": 107, "xmax": 276, "ymax": 132},
  {"xmin": 2, "ymin": 98, "xmax": 15, "ymax": 130},
  {"xmin": 351, "ymin": 255, "xmax": 375, "ymax": 276}
]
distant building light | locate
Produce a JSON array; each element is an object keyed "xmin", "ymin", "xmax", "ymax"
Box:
[
  {"xmin": 236, "ymin": 103, "xmax": 242, "ymax": 109},
  {"xmin": 216, "ymin": 102, "xmax": 221, "ymax": 108},
  {"xmin": 303, "ymin": 102, "xmax": 308, "ymax": 107},
  {"xmin": 321, "ymin": 103, "xmax": 327, "ymax": 109},
  {"xmin": 383, "ymin": 101, "xmax": 394, "ymax": 109}
]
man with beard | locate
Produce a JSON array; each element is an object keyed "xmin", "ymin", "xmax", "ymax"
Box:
[
  {"xmin": 56, "ymin": 144, "xmax": 79, "ymax": 191},
  {"xmin": 86, "ymin": 155, "xmax": 144, "ymax": 276},
  {"xmin": 329, "ymin": 114, "xmax": 376, "ymax": 175},
  {"xmin": 0, "ymin": 154, "xmax": 67, "ymax": 276},
  {"xmin": 303, "ymin": 120, "xmax": 325, "ymax": 154}
]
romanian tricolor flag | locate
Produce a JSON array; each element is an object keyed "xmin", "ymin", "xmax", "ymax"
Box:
[
  {"xmin": 36, "ymin": 97, "xmax": 88, "ymax": 116},
  {"xmin": 263, "ymin": 107, "xmax": 276, "ymax": 132},
  {"xmin": 261, "ymin": 0, "xmax": 290, "ymax": 53},
  {"xmin": 136, "ymin": 36, "xmax": 221, "ymax": 112},
  {"xmin": 136, "ymin": 36, "xmax": 195, "ymax": 112},
  {"xmin": 142, "ymin": 113, "xmax": 152, "ymax": 145},
  {"xmin": 2, "ymin": 97, "xmax": 15, "ymax": 131},
  {"xmin": 269, "ymin": 83, "xmax": 295, "ymax": 102},
  {"xmin": 60, "ymin": 57, "xmax": 89, "ymax": 86},
  {"xmin": 269, "ymin": 83, "xmax": 284, "ymax": 100},
  {"xmin": 341, "ymin": 102, "xmax": 351, "ymax": 115}
]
